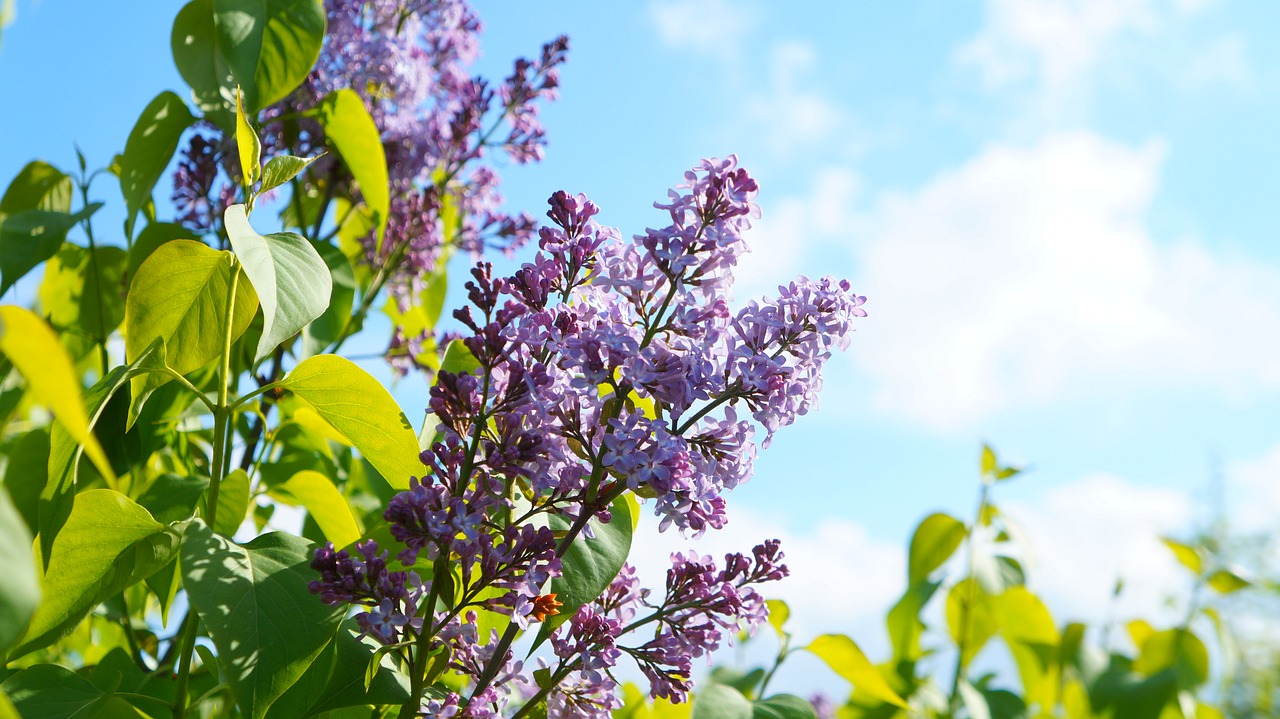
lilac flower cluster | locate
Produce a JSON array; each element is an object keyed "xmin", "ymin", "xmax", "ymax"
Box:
[
  {"xmin": 311, "ymin": 158, "xmax": 861, "ymax": 716},
  {"xmin": 309, "ymin": 540, "xmax": 424, "ymax": 643},
  {"xmin": 537, "ymin": 542, "xmax": 788, "ymax": 716}
]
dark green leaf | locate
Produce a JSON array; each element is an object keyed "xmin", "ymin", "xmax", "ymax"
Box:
[
  {"xmin": 908, "ymin": 512, "xmax": 966, "ymax": 583},
  {"xmin": 119, "ymin": 92, "xmax": 195, "ymax": 238},
  {"xmin": 309, "ymin": 89, "xmax": 389, "ymax": 247},
  {"xmin": 225, "ymin": 204, "xmax": 331, "ymax": 361},
  {"xmin": 181, "ymin": 521, "xmax": 344, "ymax": 719},
  {"xmin": 533, "ymin": 496, "xmax": 633, "ymax": 649},
  {"xmin": 136, "ymin": 473, "xmax": 209, "ymax": 525},
  {"xmin": 1, "ymin": 665, "xmax": 109, "ymax": 719},
  {"xmin": 0, "ymin": 487, "xmax": 39, "ymax": 659},
  {"xmin": 0, "ymin": 204, "xmax": 101, "ymax": 295},
  {"xmin": 265, "ymin": 619, "xmax": 410, "ymax": 719},
  {"xmin": 3, "ymin": 428, "xmax": 49, "ymax": 535},
  {"xmin": 1134, "ymin": 629, "xmax": 1209, "ymax": 689}
]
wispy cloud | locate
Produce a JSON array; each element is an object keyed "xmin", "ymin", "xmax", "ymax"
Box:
[{"xmin": 648, "ymin": 0, "xmax": 758, "ymax": 61}]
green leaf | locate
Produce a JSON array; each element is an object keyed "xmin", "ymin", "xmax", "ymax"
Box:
[
  {"xmin": 0, "ymin": 161, "xmax": 71, "ymax": 215},
  {"xmin": 440, "ymin": 338, "xmax": 481, "ymax": 376},
  {"xmin": 805, "ymin": 634, "xmax": 908, "ymax": 708},
  {"xmin": 0, "ymin": 306, "xmax": 114, "ymax": 484},
  {"xmin": 267, "ymin": 470, "xmax": 361, "ymax": 548},
  {"xmin": 945, "ymin": 578, "xmax": 998, "ymax": 669},
  {"xmin": 994, "ymin": 588, "xmax": 1058, "ymax": 710},
  {"xmin": 38, "ymin": 243, "xmax": 128, "ymax": 359},
  {"xmin": 0, "ymin": 204, "xmax": 101, "ymax": 295},
  {"xmin": 533, "ymin": 496, "xmax": 633, "ymax": 648},
  {"xmin": 1, "ymin": 665, "xmax": 112, "ymax": 719},
  {"xmin": 206, "ymin": 468, "xmax": 251, "ymax": 535},
  {"xmin": 300, "ymin": 240, "xmax": 355, "ymax": 357},
  {"xmin": 119, "ymin": 92, "xmax": 195, "ymax": 238},
  {"xmin": 124, "ymin": 239, "xmax": 259, "ymax": 417},
  {"xmin": 260, "ymin": 154, "xmax": 320, "ymax": 197},
  {"xmin": 981, "ymin": 444, "xmax": 997, "ymax": 476},
  {"xmin": 181, "ymin": 521, "xmax": 344, "ymax": 719},
  {"xmin": 172, "ymin": 0, "xmax": 326, "ymax": 115},
  {"xmin": 265, "ymin": 619, "xmax": 410, "ymax": 719},
  {"xmin": 1206, "ymin": 568, "xmax": 1250, "ymax": 594},
  {"xmin": 751, "ymin": 695, "xmax": 817, "ymax": 719},
  {"xmin": 765, "ymin": 599, "xmax": 790, "ymax": 637},
  {"xmin": 128, "ymin": 222, "xmax": 197, "ymax": 282},
  {"xmin": 1160, "ymin": 538, "xmax": 1203, "ymax": 576},
  {"xmin": 136, "ymin": 473, "xmax": 209, "ymax": 525},
  {"xmin": 693, "ymin": 684, "xmax": 752, "ymax": 719},
  {"xmin": 0, "ymin": 488, "xmax": 39, "ymax": 659},
  {"xmin": 15, "ymin": 490, "xmax": 165, "ymax": 657},
  {"xmin": 958, "ymin": 679, "xmax": 991, "ymax": 719},
  {"xmin": 886, "ymin": 579, "xmax": 939, "ymax": 662},
  {"xmin": 281, "ymin": 354, "xmax": 422, "ymax": 489},
  {"xmin": 309, "ymin": 89, "xmax": 389, "ymax": 248},
  {"xmin": 1133, "ymin": 629, "xmax": 1209, "ymax": 689},
  {"xmin": 225, "ymin": 204, "xmax": 332, "ymax": 361},
  {"xmin": 1090, "ymin": 660, "xmax": 1178, "ymax": 719},
  {"xmin": 236, "ymin": 88, "xmax": 262, "ymax": 187},
  {"xmin": 908, "ymin": 512, "xmax": 966, "ymax": 583}
]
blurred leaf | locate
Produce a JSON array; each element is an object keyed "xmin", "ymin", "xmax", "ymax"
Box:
[
  {"xmin": 0, "ymin": 161, "xmax": 71, "ymax": 214},
  {"xmin": 119, "ymin": 92, "xmax": 194, "ymax": 238},
  {"xmin": 267, "ymin": 470, "xmax": 361, "ymax": 548},
  {"xmin": 124, "ymin": 239, "xmax": 259, "ymax": 420},
  {"xmin": 693, "ymin": 683, "xmax": 752, "ymax": 719},
  {"xmin": 1128, "ymin": 620, "xmax": 1154, "ymax": 652},
  {"xmin": 765, "ymin": 599, "xmax": 790, "ymax": 638},
  {"xmin": 300, "ymin": 240, "xmax": 355, "ymax": 357},
  {"xmin": 1090, "ymin": 660, "xmax": 1177, "ymax": 719},
  {"xmin": 15, "ymin": 490, "xmax": 166, "ymax": 657},
  {"xmin": 1134, "ymin": 629, "xmax": 1209, "ymax": 689},
  {"xmin": 958, "ymin": 679, "xmax": 991, "ymax": 719},
  {"xmin": 440, "ymin": 338, "xmax": 481, "ymax": 376},
  {"xmin": 0, "ymin": 488, "xmax": 38, "ymax": 659},
  {"xmin": 981, "ymin": 445, "xmax": 997, "ymax": 476},
  {"xmin": 908, "ymin": 512, "xmax": 966, "ymax": 583},
  {"xmin": 309, "ymin": 89, "xmax": 389, "ymax": 248},
  {"xmin": 1206, "ymin": 569, "xmax": 1250, "ymax": 594},
  {"xmin": 0, "ymin": 306, "xmax": 114, "ymax": 482},
  {"xmin": 0, "ymin": 204, "xmax": 101, "ymax": 295},
  {"xmin": 751, "ymin": 694, "xmax": 816, "ymax": 719},
  {"xmin": 38, "ymin": 243, "xmax": 128, "ymax": 358},
  {"xmin": 806, "ymin": 634, "xmax": 908, "ymax": 708},
  {"xmin": 946, "ymin": 579, "xmax": 998, "ymax": 668},
  {"xmin": 225, "ymin": 204, "xmax": 331, "ymax": 361},
  {"xmin": 887, "ymin": 579, "xmax": 940, "ymax": 662},
  {"xmin": 281, "ymin": 354, "xmax": 422, "ymax": 490},
  {"xmin": 181, "ymin": 521, "xmax": 344, "ymax": 719},
  {"xmin": 995, "ymin": 588, "xmax": 1058, "ymax": 710},
  {"xmin": 1160, "ymin": 538, "xmax": 1203, "ymax": 576}
]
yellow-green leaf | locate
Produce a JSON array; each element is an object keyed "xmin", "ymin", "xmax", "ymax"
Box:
[
  {"xmin": 908, "ymin": 512, "xmax": 966, "ymax": 583},
  {"xmin": 765, "ymin": 599, "xmax": 790, "ymax": 638},
  {"xmin": 235, "ymin": 88, "xmax": 262, "ymax": 187},
  {"xmin": 267, "ymin": 470, "xmax": 361, "ymax": 548},
  {"xmin": 308, "ymin": 89, "xmax": 389, "ymax": 250},
  {"xmin": 281, "ymin": 355, "xmax": 421, "ymax": 489},
  {"xmin": 805, "ymin": 634, "xmax": 908, "ymax": 708},
  {"xmin": 1206, "ymin": 568, "xmax": 1250, "ymax": 594},
  {"xmin": 1161, "ymin": 538, "xmax": 1203, "ymax": 575},
  {"xmin": 0, "ymin": 306, "xmax": 112, "ymax": 482}
]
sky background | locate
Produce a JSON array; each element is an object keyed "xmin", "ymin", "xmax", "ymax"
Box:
[{"xmin": 2, "ymin": 0, "xmax": 1279, "ymax": 697}]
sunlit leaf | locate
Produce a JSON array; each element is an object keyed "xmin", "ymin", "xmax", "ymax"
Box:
[
  {"xmin": 765, "ymin": 599, "xmax": 790, "ymax": 638},
  {"xmin": 236, "ymin": 88, "xmax": 262, "ymax": 186},
  {"xmin": 692, "ymin": 683, "xmax": 752, "ymax": 719},
  {"xmin": 259, "ymin": 154, "xmax": 320, "ymax": 197},
  {"xmin": 38, "ymin": 243, "xmax": 127, "ymax": 359},
  {"xmin": 945, "ymin": 578, "xmax": 998, "ymax": 668},
  {"xmin": 1134, "ymin": 629, "xmax": 1209, "ymax": 689},
  {"xmin": 0, "ymin": 161, "xmax": 71, "ymax": 215},
  {"xmin": 0, "ymin": 204, "xmax": 101, "ymax": 296},
  {"xmin": 0, "ymin": 488, "xmax": 38, "ymax": 659},
  {"xmin": 1206, "ymin": 568, "xmax": 1250, "ymax": 594},
  {"xmin": 267, "ymin": 470, "xmax": 361, "ymax": 549},
  {"xmin": 281, "ymin": 354, "xmax": 422, "ymax": 490},
  {"xmin": 805, "ymin": 634, "xmax": 908, "ymax": 708},
  {"xmin": 225, "ymin": 204, "xmax": 331, "ymax": 361},
  {"xmin": 1160, "ymin": 538, "xmax": 1203, "ymax": 576},
  {"xmin": 309, "ymin": 89, "xmax": 389, "ymax": 248},
  {"xmin": 908, "ymin": 512, "xmax": 966, "ymax": 583}
]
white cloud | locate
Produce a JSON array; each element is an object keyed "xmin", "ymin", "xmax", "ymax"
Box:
[
  {"xmin": 846, "ymin": 131, "xmax": 1280, "ymax": 429},
  {"xmin": 648, "ymin": 0, "xmax": 757, "ymax": 61},
  {"xmin": 743, "ymin": 41, "xmax": 846, "ymax": 158},
  {"xmin": 957, "ymin": 0, "xmax": 1215, "ymax": 118},
  {"xmin": 1183, "ymin": 33, "xmax": 1253, "ymax": 92},
  {"xmin": 1227, "ymin": 444, "xmax": 1280, "ymax": 536},
  {"xmin": 1005, "ymin": 475, "xmax": 1193, "ymax": 625}
]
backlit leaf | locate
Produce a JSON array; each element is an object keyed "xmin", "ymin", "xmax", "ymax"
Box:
[
  {"xmin": 309, "ymin": 89, "xmax": 389, "ymax": 248},
  {"xmin": 119, "ymin": 92, "xmax": 194, "ymax": 238},
  {"xmin": 908, "ymin": 512, "xmax": 966, "ymax": 583},
  {"xmin": 0, "ymin": 204, "xmax": 101, "ymax": 296},
  {"xmin": 267, "ymin": 470, "xmax": 361, "ymax": 549},
  {"xmin": 806, "ymin": 634, "xmax": 908, "ymax": 708}
]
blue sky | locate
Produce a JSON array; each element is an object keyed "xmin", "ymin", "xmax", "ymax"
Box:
[{"xmin": 3, "ymin": 0, "xmax": 1279, "ymax": 684}]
